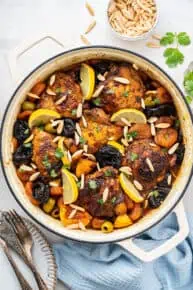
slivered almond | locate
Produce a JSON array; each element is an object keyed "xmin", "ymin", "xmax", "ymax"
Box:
[
  {"xmin": 72, "ymin": 149, "xmax": 84, "ymax": 160},
  {"xmin": 123, "ymin": 126, "xmax": 128, "ymax": 139},
  {"xmin": 141, "ymin": 98, "xmax": 145, "ymax": 109},
  {"xmin": 68, "ymin": 209, "xmax": 77, "ymax": 219},
  {"xmin": 53, "ymin": 136, "xmax": 60, "ymax": 143},
  {"xmin": 119, "ymin": 166, "xmax": 132, "ymax": 176},
  {"xmin": 66, "ymin": 224, "xmax": 79, "ymax": 229},
  {"xmin": 75, "ymin": 132, "xmax": 80, "ymax": 145},
  {"xmin": 151, "ymin": 123, "xmax": 156, "ymax": 136},
  {"xmin": 145, "ymin": 90, "xmax": 157, "ymax": 96},
  {"xmin": 49, "ymin": 181, "xmax": 59, "ymax": 187},
  {"xmin": 133, "ymin": 180, "xmax": 143, "ymax": 191},
  {"xmin": 46, "ymin": 88, "xmax": 56, "ymax": 96},
  {"xmin": 19, "ymin": 165, "xmax": 33, "ymax": 172},
  {"xmin": 57, "ymin": 120, "xmax": 64, "ymax": 135},
  {"xmin": 113, "ymin": 77, "xmax": 130, "ymax": 84},
  {"xmin": 128, "ymin": 136, "xmax": 133, "ymax": 143},
  {"xmin": 85, "ymin": 20, "xmax": 96, "ymax": 34},
  {"xmin": 149, "ymin": 143, "xmax": 157, "ymax": 147},
  {"xmin": 146, "ymin": 42, "xmax": 160, "ymax": 48},
  {"xmin": 102, "ymin": 187, "xmax": 109, "ymax": 203},
  {"xmin": 155, "ymin": 123, "xmax": 170, "ymax": 129},
  {"xmin": 67, "ymin": 150, "xmax": 72, "ymax": 162},
  {"xmin": 30, "ymin": 163, "xmax": 37, "ymax": 169},
  {"xmin": 97, "ymin": 74, "xmax": 105, "ymax": 81},
  {"xmin": 80, "ymin": 34, "xmax": 91, "ymax": 45},
  {"xmin": 96, "ymin": 162, "xmax": 101, "ymax": 171},
  {"xmin": 145, "ymin": 157, "xmax": 154, "ymax": 172},
  {"xmin": 78, "ymin": 221, "xmax": 86, "ymax": 231},
  {"xmin": 121, "ymin": 117, "xmax": 131, "ymax": 126},
  {"xmin": 29, "ymin": 172, "xmax": 40, "ymax": 181},
  {"xmin": 76, "ymin": 103, "xmax": 83, "ymax": 118},
  {"xmin": 92, "ymin": 85, "xmax": 104, "ymax": 98},
  {"xmin": 55, "ymin": 95, "xmax": 67, "ymax": 105},
  {"xmin": 85, "ymin": 1, "xmax": 95, "ymax": 16},
  {"xmin": 80, "ymin": 174, "xmax": 85, "ymax": 189},
  {"xmin": 49, "ymin": 74, "xmax": 56, "ymax": 86},
  {"xmin": 121, "ymin": 138, "xmax": 129, "ymax": 147},
  {"xmin": 70, "ymin": 204, "xmax": 85, "ymax": 212},
  {"xmin": 168, "ymin": 143, "xmax": 179, "ymax": 155},
  {"xmin": 27, "ymin": 92, "xmax": 40, "ymax": 99},
  {"xmin": 76, "ymin": 123, "xmax": 82, "ymax": 136},
  {"xmin": 81, "ymin": 115, "xmax": 87, "ymax": 128},
  {"xmin": 83, "ymin": 144, "xmax": 88, "ymax": 153},
  {"xmin": 148, "ymin": 116, "xmax": 158, "ymax": 123},
  {"xmin": 132, "ymin": 63, "xmax": 139, "ymax": 70},
  {"xmin": 83, "ymin": 153, "xmax": 96, "ymax": 161},
  {"xmin": 24, "ymin": 134, "xmax": 34, "ymax": 144},
  {"xmin": 10, "ymin": 142, "xmax": 14, "ymax": 154},
  {"xmin": 167, "ymin": 174, "xmax": 172, "ymax": 186},
  {"xmin": 152, "ymin": 33, "xmax": 161, "ymax": 40}
]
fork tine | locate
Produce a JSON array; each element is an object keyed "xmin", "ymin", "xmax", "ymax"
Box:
[
  {"xmin": 12, "ymin": 210, "xmax": 27, "ymax": 229},
  {"xmin": 9, "ymin": 210, "xmax": 26, "ymax": 232},
  {"xmin": 3, "ymin": 212, "xmax": 19, "ymax": 235}
]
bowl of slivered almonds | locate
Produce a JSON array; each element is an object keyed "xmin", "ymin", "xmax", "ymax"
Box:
[{"xmin": 107, "ymin": 0, "xmax": 159, "ymax": 41}]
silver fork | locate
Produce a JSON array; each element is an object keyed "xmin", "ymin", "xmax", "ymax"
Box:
[
  {"xmin": 7, "ymin": 210, "xmax": 48, "ymax": 290},
  {"xmin": 0, "ymin": 237, "xmax": 33, "ymax": 290}
]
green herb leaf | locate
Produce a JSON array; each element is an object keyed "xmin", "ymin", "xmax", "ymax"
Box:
[
  {"xmin": 71, "ymin": 109, "xmax": 77, "ymax": 116},
  {"xmin": 24, "ymin": 129, "xmax": 29, "ymax": 135},
  {"xmin": 184, "ymin": 80, "xmax": 193, "ymax": 96},
  {"xmin": 55, "ymin": 87, "xmax": 62, "ymax": 93},
  {"xmin": 149, "ymin": 190, "xmax": 159, "ymax": 198},
  {"xmin": 160, "ymin": 32, "xmax": 175, "ymax": 46},
  {"xmin": 23, "ymin": 143, "xmax": 32, "ymax": 148},
  {"xmin": 42, "ymin": 154, "xmax": 51, "ymax": 169},
  {"xmin": 79, "ymin": 136, "xmax": 86, "ymax": 145},
  {"xmin": 184, "ymin": 70, "xmax": 193, "ymax": 104},
  {"xmin": 177, "ymin": 32, "xmax": 191, "ymax": 46},
  {"xmin": 174, "ymin": 119, "xmax": 180, "ymax": 128},
  {"xmin": 76, "ymin": 181, "xmax": 81, "ymax": 188},
  {"xmin": 50, "ymin": 169, "xmax": 57, "ymax": 178},
  {"xmin": 111, "ymin": 196, "xmax": 117, "ymax": 204},
  {"xmin": 130, "ymin": 152, "xmax": 138, "ymax": 162},
  {"xmin": 97, "ymin": 198, "xmax": 104, "ymax": 205},
  {"xmin": 88, "ymin": 180, "xmax": 97, "ymax": 189},
  {"xmin": 127, "ymin": 131, "xmax": 138, "ymax": 139},
  {"xmin": 153, "ymin": 98, "xmax": 160, "ymax": 105},
  {"xmin": 55, "ymin": 148, "xmax": 64, "ymax": 159},
  {"xmin": 104, "ymin": 169, "xmax": 113, "ymax": 177},
  {"xmin": 122, "ymin": 91, "xmax": 129, "ymax": 98},
  {"xmin": 93, "ymin": 98, "xmax": 101, "ymax": 106},
  {"xmin": 185, "ymin": 95, "xmax": 193, "ymax": 104},
  {"xmin": 184, "ymin": 71, "xmax": 193, "ymax": 82},
  {"xmin": 164, "ymin": 48, "xmax": 184, "ymax": 68}
]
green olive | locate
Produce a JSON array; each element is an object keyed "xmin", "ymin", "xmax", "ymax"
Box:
[
  {"xmin": 22, "ymin": 101, "xmax": 36, "ymax": 111},
  {"xmin": 101, "ymin": 221, "xmax": 114, "ymax": 233},
  {"xmin": 44, "ymin": 123, "xmax": 57, "ymax": 134}
]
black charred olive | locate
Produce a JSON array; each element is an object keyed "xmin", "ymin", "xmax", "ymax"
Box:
[
  {"xmin": 176, "ymin": 144, "xmax": 185, "ymax": 165},
  {"xmin": 92, "ymin": 61, "xmax": 110, "ymax": 76},
  {"xmin": 95, "ymin": 145, "xmax": 121, "ymax": 169},
  {"xmin": 32, "ymin": 181, "xmax": 50, "ymax": 204},
  {"xmin": 62, "ymin": 118, "xmax": 75, "ymax": 137},
  {"xmin": 144, "ymin": 104, "xmax": 176, "ymax": 118},
  {"xmin": 14, "ymin": 120, "xmax": 30, "ymax": 143},
  {"xmin": 13, "ymin": 144, "xmax": 32, "ymax": 165}
]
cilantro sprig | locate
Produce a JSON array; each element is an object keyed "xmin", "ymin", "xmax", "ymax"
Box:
[
  {"xmin": 160, "ymin": 32, "xmax": 191, "ymax": 68},
  {"xmin": 184, "ymin": 70, "xmax": 193, "ymax": 104}
]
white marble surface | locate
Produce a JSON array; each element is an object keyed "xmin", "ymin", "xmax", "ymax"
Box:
[{"xmin": 0, "ymin": 0, "xmax": 193, "ymax": 289}]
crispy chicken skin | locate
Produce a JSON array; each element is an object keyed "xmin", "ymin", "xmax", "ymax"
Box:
[
  {"xmin": 79, "ymin": 108, "xmax": 123, "ymax": 153},
  {"xmin": 39, "ymin": 72, "xmax": 82, "ymax": 119},
  {"xmin": 77, "ymin": 167, "xmax": 124, "ymax": 217},
  {"xmin": 123, "ymin": 139, "xmax": 168, "ymax": 191},
  {"xmin": 98, "ymin": 64, "xmax": 145, "ymax": 113},
  {"xmin": 32, "ymin": 129, "xmax": 58, "ymax": 177}
]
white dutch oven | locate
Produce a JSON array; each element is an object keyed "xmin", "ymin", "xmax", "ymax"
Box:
[{"xmin": 1, "ymin": 34, "xmax": 193, "ymax": 262}]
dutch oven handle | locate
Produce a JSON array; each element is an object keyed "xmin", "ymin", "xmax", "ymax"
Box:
[
  {"xmin": 116, "ymin": 201, "xmax": 189, "ymax": 262},
  {"xmin": 7, "ymin": 32, "xmax": 78, "ymax": 84}
]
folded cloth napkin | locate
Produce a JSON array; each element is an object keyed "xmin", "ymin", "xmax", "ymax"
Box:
[{"xmin": 53, "ymin": 212, "xmax": 193, "ymax": 290}]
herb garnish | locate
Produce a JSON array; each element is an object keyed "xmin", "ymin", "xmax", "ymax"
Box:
[
  {"xmin": 93, "ymin": 98, "xmax": 101, "ymax": 106},
  {"xmin": 97, "ymin": 198, "xmax": 104, "ymax": 205},
  {"xmin": 79, "ymin": 136, "xmax": 86, "ymax": 145},
  {"xmin": 122, "ymin": 91, "xmax": 129, "ymax": 98},
  {"xmin": 76, "ymin": 181, "xmax": 81, "ymax": 188},
  {"xmin": 111, "ymin": 196, "xmax": 117, "ymax": 204},
  {"xmin": 71, "ymin": 109, "xmax": 77, "ymax": 116},
  {"xmin": 55, "ymin": 87, "xmax": 62, "ymax": 93},
  {"xmin": 88, "ymin": 180, "xmax": 97, "ymax": 189},
  {"xmin": 127, "ymin": 131, "xmax": 138, "ymax": 139},
  {"xmin": 55, "ymin": 148, "xmax": 64, "ymax": 159},
  {"xmin": 42, "ymin": 154, "xmax": 51, "ymax": 169},
  {"xmin": 24, "ymin": 129, "xmax": 29, "ymax": 135},
  {"xmin": 50, "ymin": 169, "xmax": 57, "ymax": 178},
  {"xmin": 149, "ymin": 190, "xmax": 159, "ymax": 198},
  {"xmin": 184, "ymin": 70, "xmax": 193, "ymax": 104},
  {"xmin": 104, "ymin": 169, "xmax": 113, "ymax": 177},
  {"xmin": 130, "ymin": 152, "xmax": 138, "ymax": 162},
  {"xmin": 23, "ymin": 143, "xmax": 32, "ymax": 148}
]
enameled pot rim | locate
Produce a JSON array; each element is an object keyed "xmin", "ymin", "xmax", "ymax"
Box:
[{"xmin": 1, "ymin": 45, "xmax": 193, "ymax": 244}]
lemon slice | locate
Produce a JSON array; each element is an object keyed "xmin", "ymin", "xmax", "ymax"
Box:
[
  {"xmin": 62, "ymin": 167, "xmax": 78, "ymax": 204},
  {"xmin": 119, "ymin": 173, "xmax": 144, "ymax": 203},
  {"xmin": 80, "ymin": 63, "xmax": 95, "ymax": 100},
  {"xmin": 108, "ymin": 141, "xmax": 125, "ymax": 155},
  {"xmin": 111, "ymin": 109, "xmax": 147, "ymax": 124},
  {"xmin": 28, "ymin": 109, "xmax": 61, "ymax": 128},
  {"xmin": 58, "ymin": 137, "xmax": 71, "ymax": 168}
]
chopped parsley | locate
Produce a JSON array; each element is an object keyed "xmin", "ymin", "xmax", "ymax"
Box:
[
  {"xmin": 93, "ymin": 98, "xmax": 101, "ymax": 106},
  {"xmin": 55, "ymin": 148, "xmax": 64, "ymax": 159},
  {"xmin": 130, "ymin": 152, "xmax": 138, "ymax": 162},
  {"xmin": 50, "ymin": 169, "xmax": 57, "ymax": 178},
  {"xmin": 76, "ymin": 181, "xmax": 81, "ymax": 188},
  {"xmin": 71, "ymin": 109, "xmax": 77, "ymax": 116},
  {"xmin": 42, "ymin": 154, "xmax": 51, "ymax": 169},
  {"xmin": 88, "ymin": 180, "xmax": 97, "ymax": 190},
  {"xmin": 55, "ymin": 87, "xmax": 62, "ymax": 93},
  {"xmin": 153, "ymin": 98, "xmax": 160, "ymax": 105},
  {"xmin": 122, "ymin": 91, "xmax": 129, "ymax": 98},
  {"xmin": 149, "ymin": 190, "xmax": 159, "ymax": 198},
  {"xmin": 127, "ymin": 131, "xmax": 138, "ymax": 139},
  {"xmin": 24, "ymin": 129, "xmax": 29, "ymax": 135},
  {"xmin": 111, "ymin": 196, "xmax": 117, "ymax": 204},
  {"xmin": 23, "ymin": 143, "xmax": 32, "ymax": 148},
  {"xmin": 79, "ymin": 136, "xmax": 86, "ymax": 145},
  {"xmin": 104, "ymin": 169, "xmax": 113, "ymax": 177},
  {"xmin": 97, "ymin": 198, "xmax": 104, "ymax": 205},
  {"xmin": 175, "ymin": 119, "xmax": 180, "ymax": 129}
]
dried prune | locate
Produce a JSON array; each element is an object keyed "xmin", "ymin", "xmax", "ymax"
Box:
[
  {"xmin": 13, "ymin": 144, "xmax": 32, "ymax": 165},
  {"xmin": 92, "ymin": 61, "xmax": 110, "ymax": 76},
  {"xmin": 144, "ymin": 104, "xmax": 176, "ymax": 118},
  {"xmin": 176, "ymin": 144, "xmax": 185, "ymax": 165},
  {"xmin": 32, "ymin": 181, "xmax": 50, "ymax": 204},
  {"xmin": 148, "ymin": 194, "xmax": 162, "ymax": 209},
  {"xmin": 62, "ymin": 118, "xmax": 75, "ymax": 137},
  {"xmin": 148, "ymin": 186, "xmax": 169, "ymax": 209},
  {"xmin": 49, "ymin": 160, "xmax": 63, "ymax": 178},
  {"xmin": 95, "ymin": 145, "xmax": 121, "ymax": 169},
  {"xmin": 13, "ymin": 120, "xmax": 30, "ymax": 143}
]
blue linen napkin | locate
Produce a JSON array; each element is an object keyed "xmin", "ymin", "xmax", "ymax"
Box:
[{"xmin": 53, "ymin": 212, "xmax": 193, "ymax": 290}]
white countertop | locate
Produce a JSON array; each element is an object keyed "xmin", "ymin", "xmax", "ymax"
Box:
[{"xmin": 0, "ymin": 0, "xmax": 193, "ymax": 289}]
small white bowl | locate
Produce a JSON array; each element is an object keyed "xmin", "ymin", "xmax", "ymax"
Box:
[{"xmin": 107, "ymin": 0, "xmax": 159, "ymax": 41}]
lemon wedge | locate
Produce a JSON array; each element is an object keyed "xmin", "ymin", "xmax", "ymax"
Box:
[
  {"xmin": 111, "ymin": 109, "xmax": 147, "ymax": 124},
  {"xmin": 28, "ymin": 109, "xmax": 61, "ymax": 128},
  {"xmin": 58, "ymin": 137, "xmax": 71, "ymax": 168},
  {"xmin": 62, "ymin": 168, "xmax": 78, "ymax": 204},
  {"xmin": 80, "ymin": 63, "xmax": 95, "ymax": 100},
  {"xmin": 119, "ymin": 173, "xmax": 144, "ymax": 203},
  {"xmin": 108, "ymin": 141, "xmax": 125, "ymax": 155}
]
